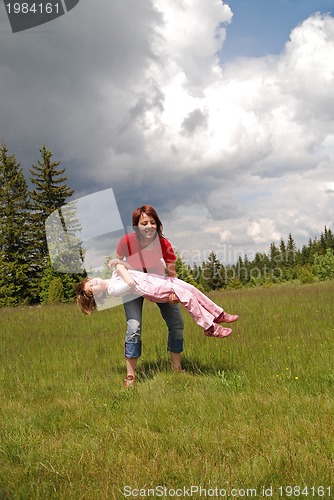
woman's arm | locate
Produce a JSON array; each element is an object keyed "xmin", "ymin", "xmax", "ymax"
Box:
[
  {"xmin": 165, "ymin": 262, "xmax": 179, "ymax": 304},
  {"xmin": 166, "ymin": 262, "xmax": 177, "ymax": 278}
]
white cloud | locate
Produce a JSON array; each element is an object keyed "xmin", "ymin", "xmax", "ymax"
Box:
[
  {"xmin": 1, "ymin": 3, "xmax": 334, "ymax": 266},
  {"xmin": 137, "ymin": 11, "xmax": 334, "ymax": 261},
  {"xmin": 325, "ymin": 181, "xmax": 334, "ymax": 193},
  {"xmin": 152, "ymin": 0, "xmax": 232, "ymax": 93},
  {"xmin": 247, "ymin": 219, "xmax": 281, "ymax": 245}
]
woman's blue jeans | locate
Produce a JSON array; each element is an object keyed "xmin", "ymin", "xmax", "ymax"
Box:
[{"xmin": 123, "ymin": 294, "xmax": 184, "ymax": 359}]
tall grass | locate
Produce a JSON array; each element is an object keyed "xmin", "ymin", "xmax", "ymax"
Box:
[{"xmin": 0, "ymin": 281, "xmax": 333, "ymax": 499}]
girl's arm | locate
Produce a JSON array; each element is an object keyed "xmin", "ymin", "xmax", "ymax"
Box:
[
  {"xmin": 108, "ymin": 256, "xmax": 136, "ymax": 288},
  {"xmin": 115, "ymin": 263, "xmax": 136, "ymax": 288}
]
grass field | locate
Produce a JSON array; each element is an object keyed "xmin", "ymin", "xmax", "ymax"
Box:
[{"xmin": 0, "ymin": 281, "xmax": 333, "ymax": 499}]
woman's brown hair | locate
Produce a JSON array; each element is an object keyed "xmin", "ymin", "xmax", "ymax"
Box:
[
  {"xmin": 75, "ymin": 279, "xmax": 97, "ymax": 315},
  {"xmin": 132, "ymin": 205, "xmax": 164, "ymax": 238}
]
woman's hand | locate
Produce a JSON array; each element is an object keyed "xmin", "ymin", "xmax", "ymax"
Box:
[
  {"xmin": 168, "ymin": 292, "xmax": 179, "ymax": 305},
  {"xmin": 108, "ymin": 259, "xmax": 119, "ymax": 270},
  {"xmin": 108, "ymin": 259, "xmax": 132, "ymax": 270}
]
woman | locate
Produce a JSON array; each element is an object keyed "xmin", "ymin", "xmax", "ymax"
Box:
[
  {"xmin": 76, "ymin": 263, "xmax": 238, "ymax": 333},
  {"xmin": 113, "ymin": 205, "xmax": 184, "ymax": 387}
]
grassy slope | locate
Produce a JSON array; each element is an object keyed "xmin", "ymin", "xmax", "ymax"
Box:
[{"xmin": 0, "ymin": 281, "xmax": 333, "ymax": 499}]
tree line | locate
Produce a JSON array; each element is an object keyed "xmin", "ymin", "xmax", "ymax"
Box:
[
  {"xmin": 0, "ymin": 143, "xmax": 80, "ymax": 306},
  {"xmin": 1, "ymin": 142, "xmax": 333, "ymax": 306},
  {"xmin": 176, "ymin": 228, "xmax": 334, "ymax": 291}
]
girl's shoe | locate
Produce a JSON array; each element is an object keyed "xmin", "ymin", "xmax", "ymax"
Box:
[
  {"xmin": 205, "ymin": 324, "xmax": 233, "ymax": 338},
  {"xmin": 124, "ymin": 374, "xmax": 136, "ymax": 388},
  {"xmin": 214, "ymin": 311, "xmax": 238, "ymax": 323}
]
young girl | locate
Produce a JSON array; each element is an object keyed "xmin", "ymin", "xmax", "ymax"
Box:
[{"xmin": 76, "ymin": 260, "xmax": 238, "ymax": 339}]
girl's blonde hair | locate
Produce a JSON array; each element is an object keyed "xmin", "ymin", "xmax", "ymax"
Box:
[{"xmin": 76, "ymin": 279, "xmax": 97, "ymax": 315}]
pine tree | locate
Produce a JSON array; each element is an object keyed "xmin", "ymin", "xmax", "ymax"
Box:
[
  {"xmin": 225, "ymin": 262, "xmax": 243, "ymax": 289},
  {"xmin": 0, "ymin": 144, "xmax": 31, "ymax": 305},
  {"xmin": 269, "ymin": 242, "xmax": 281, "ymax": 266},
  {"xmin": 175, "ymin": 254, "xmax": 199, "ymax": 287},
  {"xmin": 29, "ymin": 145, "xmax": 75, "ymax": 300},
  {"xmin": 269, "ymin": 242, "xmax": 282, "ymax": 279},
  {"xmin": 320, "ymin": 226, "xmax": 334, "ymax": 253},
  {"xmin": 286, "ymin": 233, "xmax": 297, "ymax": 266},
  {"xmin": 279, "ymin": 238, "xmax": 287, "ymax": 264},
  {"xmin": 192, "ymin": 262, "xmax": 202, "ymax": 284},
  {"xmin": 201, "ymin": 251, "xmax": 225, "ymax": 290},
  {"xmin": 236, "ymin": 256, "xmax": 248, "ymax": 285},
  {"xmin": 308, "ymin": 237, "xmax": 321, "ymax": 264},
  {"xmin": 300, "ymin": 243, "xmax": 311, "ymax": 265},
  {"xmin": 30, "ymin": 145, "xmax": 74, "ymax": 257}
]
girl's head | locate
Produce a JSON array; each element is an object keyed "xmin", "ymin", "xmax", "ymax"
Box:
[
  {"xmin": 132, "ymin": 205, "xmax": 164, "ymax": 240},
  {"xmin": 76, "ymin": 277, "xmax": 106, "ymax": 315}
]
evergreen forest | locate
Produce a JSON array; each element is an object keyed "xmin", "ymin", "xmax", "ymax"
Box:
[{"xmin": 1, "ymin": 143, "xmax": 333, "ymax": 306}]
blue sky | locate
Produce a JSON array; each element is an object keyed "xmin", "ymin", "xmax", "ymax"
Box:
[
  {"xmin": 222, "ymin": 0, "xmax": 334, "ymax": 60},
  {"xmin": 1, "ymin": 0, "xmax": 334, "ymax": 266}
]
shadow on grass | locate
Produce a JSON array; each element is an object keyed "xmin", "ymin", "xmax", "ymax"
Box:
[
  {"xmin": 110, "ymin": 358, "xmax": 245, "ymax": 408},
  {"xmin": 0, "ymin": 489, "xmax": 13, "ymax": 500},
  {"xmin": 119, "ymin": 356, "xmax": 240, "ymax": 383}
]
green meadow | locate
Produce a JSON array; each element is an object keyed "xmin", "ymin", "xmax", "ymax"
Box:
[{"xmin": 0, "ymin": 281, "xmax": 333, "ymax": 499}]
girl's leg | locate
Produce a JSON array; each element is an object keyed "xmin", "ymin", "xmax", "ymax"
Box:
[
  {"xmin": 171, "ymin": 284, "xmax": 233, "ymax": 337},
  {"xmin": 171, "ymin": 283, "xmax": 219, "ymax": 330},
  {"xmin": 171, "ymin": 278, "xmax": 223, "ymax": 319}
]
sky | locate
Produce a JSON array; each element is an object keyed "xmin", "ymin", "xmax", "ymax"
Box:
[{"xmin": 1, "ymin": 0, "xmax": 334, "ymax": 267}]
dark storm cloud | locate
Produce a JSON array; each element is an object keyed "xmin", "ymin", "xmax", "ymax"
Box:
[{"xmin": 181, "ymin": 108, "xmax": 208, "ymax": 135}]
